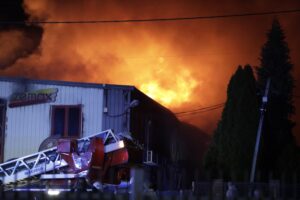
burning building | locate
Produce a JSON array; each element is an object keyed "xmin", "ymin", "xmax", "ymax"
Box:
[{"xmin": 0, "ymin": 76, "xmax": 208, "ymax": 190}]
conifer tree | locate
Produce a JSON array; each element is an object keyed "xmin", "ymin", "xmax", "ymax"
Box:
[
  {"xmin": 204, "ymin": 65, "xmax": 259, "ymax": 180},
  {"xmin": 256, "ymin": 19, "xmax": 297, "ymax": 175}
]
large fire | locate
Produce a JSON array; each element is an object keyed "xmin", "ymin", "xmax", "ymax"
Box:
[
  {"xmin": 141, "ymin": 72, "xmax": 197, "ymax": 107},
  {"xmin": 2, "ymin": 0, "xmax": 201, "ymax": 108},
  {"xmin": 139, "ymin": 58, "xmax": 198, "ymax": 107},
  {"xmin": 1, "ymin": 0, "xmax": 299, "ymax": 136}
]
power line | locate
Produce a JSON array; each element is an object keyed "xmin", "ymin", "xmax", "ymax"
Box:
[
  {"xmin": 1, "ymin": 9, "xmax": 300, "ymax": 25},
  {"xmin": 176, "ymin": 105, "xmax": 224, "ymax": 117},
  {"xmin": 175, "ymin": 103, "xmax": 225, "ymax": 116},
  {"xmin": 175, "ymin": 103, "xmax": 225, "ymax": 115},
  {"xmin": 176, "ymin": 93, "xmax": 299, "ymax": 117}
]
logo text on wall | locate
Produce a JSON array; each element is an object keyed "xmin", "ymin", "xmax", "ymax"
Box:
[{"xmin": 9, "ymin": 88, "xmax": 58, "ymax": 108}]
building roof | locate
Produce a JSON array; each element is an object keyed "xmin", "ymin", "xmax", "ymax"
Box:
[
  {"xmin": 0, "ymin": 76, "xmax": 135, "ymax": 90},
  {"xmin": 0, "ymin": 76, "xmax": 175, "ymax": 116}
]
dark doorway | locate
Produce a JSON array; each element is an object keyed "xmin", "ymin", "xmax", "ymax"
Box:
[
  {"xmin": 0, "ymin": 99, "xmax": 6, "ymax": 163},
  {"xmin": 51, "ymin": 105, "xmax": 82, "ymax": 138}
]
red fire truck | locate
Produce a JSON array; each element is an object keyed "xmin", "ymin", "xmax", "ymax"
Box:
[{"xmin": 0, "ymin": 129, "xmax": 143, "ymax": 192}]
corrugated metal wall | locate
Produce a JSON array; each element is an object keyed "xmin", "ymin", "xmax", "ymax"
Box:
[
  {"xmin": 0, "ymin": 81, "xmax": 15, "ymax": 162},
  {"xmin": 102, "ymin": 88, "xmax": 131, "ymax": 134},
  {"xmin": 0, "ymin": 81, "xmax": 19, "ymax": 99},
  {"xmin": 2, "ymin": 82, "xmax": 104, "ymax": 161}
]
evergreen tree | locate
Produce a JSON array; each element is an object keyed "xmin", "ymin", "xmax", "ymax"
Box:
[
  {"xmin": 256, "ymin": 19, "xmax": 297, "ymax": 175},
  {"xmin": 204, "ymin": 65, "xmax": 259, "ymax": 180}
]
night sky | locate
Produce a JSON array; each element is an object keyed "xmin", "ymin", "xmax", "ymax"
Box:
[{"xmin": 0, "ymin": 0, "xmax": 300, "ymax": 141}]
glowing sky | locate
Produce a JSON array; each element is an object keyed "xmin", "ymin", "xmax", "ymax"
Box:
[{"xmin": 0, "ymin": 0, "xmax": 299, "ymax": 141}]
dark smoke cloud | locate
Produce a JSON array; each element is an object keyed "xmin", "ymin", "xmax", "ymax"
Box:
[
  {"xmin": 0, "ymin": 0, "xmax": 299, "ymax": 142},
  {"xmin": 0, "ymin": 0, "xmax": 43, "ymax": 69},
  {"xmin": 0, "ymin": 26, "xmax": 43, "ymax": 69}
]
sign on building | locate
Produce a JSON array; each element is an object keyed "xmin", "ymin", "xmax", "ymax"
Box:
[{"xmin": 9, "ymin": 88, "xmax": 58, "ymax": 108}]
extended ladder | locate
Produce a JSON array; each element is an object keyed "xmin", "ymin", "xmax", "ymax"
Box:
[{"xmin": 0, "ymin": 129, "xmax": 125, "ymax": 185}]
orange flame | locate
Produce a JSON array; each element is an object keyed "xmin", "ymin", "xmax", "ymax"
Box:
[
  {"xmin": 140, "ymin": 61, "xmax": 198, "ymax": 107},
  {"xmin": 4, "ymin": 0, "xmax": 300, "ymax": 136}
]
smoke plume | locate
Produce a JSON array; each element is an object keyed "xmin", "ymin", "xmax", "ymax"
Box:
[
  {"xmin": 0, "ymin": 0, "xmax": 43, "ymax": 69},
  {"xmin": 0, "ymin": 0, "xmax": 299, "ymax": 139},
  {"xmin": 0, "ymin": 26, "xmax": 43, "ymax": 69}
]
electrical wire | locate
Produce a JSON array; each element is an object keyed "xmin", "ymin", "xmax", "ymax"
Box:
[
  {"xmin": 176, "ymin": 94, "xmax": 300, "ymax": 117},
  {"xmin": 175, "ymin": 103, "xmax": 225, "ymax": 116},
  {"xmin": 175, "ymin": 103, "xmax": 225, "ymax": 115},
  {"xmin": 176, "ymin": 105, "xmax": 224, "ymax": 117},
  {"xmin": 1, "ymin": 9, "xmax": 300, "ymax": 25}
]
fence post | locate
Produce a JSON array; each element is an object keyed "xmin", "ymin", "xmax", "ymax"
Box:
[
  {"xmin": 130, "ymin": 167, "xmax": 144, "ymax": 200},
  {"xmin": 293, "ymin": 172, "xmax": 297, "ymax": 199},
  {"xmin": 281, "ymin": 172, "xmax": 286, "ymax": 199},
  {"xmin": 0, "ymin": 181, "xmax": 3, "ymax": 200},
  {"xmin": 212, "ymin": 179, "xmax": 223, "ymax": 200}
]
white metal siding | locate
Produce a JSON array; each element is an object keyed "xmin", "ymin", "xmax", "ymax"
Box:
[
  {"xmin": 102, "ymin": 89, "xmax": 131, "ymax": 133},
  {"xmin": 3, "ymin": 83, "xmax": 104, "ymax": 161},
  {"xmin": 0, "ymin": 81, "xmax": 15, "ymax": 99},
  {"xmin": 0, "ymin": 81, "xmax": 15, "ymax": 162}
]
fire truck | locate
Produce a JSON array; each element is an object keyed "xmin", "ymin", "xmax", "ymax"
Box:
[{"xmin": 0, "ymin": 129, "xmax": 143, "ymax": 192}]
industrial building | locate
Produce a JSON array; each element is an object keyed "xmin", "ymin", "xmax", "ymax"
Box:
[
  {"xmin": 0, "ymin": 77, "xmax": 211, "ymax": 191},
  {"xmin": 0, "ymin": 76, "xmax": 181, "ymax": 161}
]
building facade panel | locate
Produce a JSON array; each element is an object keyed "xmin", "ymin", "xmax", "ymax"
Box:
[
  {"xmin": 2, "ymin": 81, "xmax": 104, "ymax": 161},
  {"xmin": 102, "ymin": 88, "xmax": 131, "ymax": 134},
  {"xmin": 0, "ymin": 81, "xmax": 15, "ymax": 99}
]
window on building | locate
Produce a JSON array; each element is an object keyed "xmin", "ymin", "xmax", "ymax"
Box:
[{"xmin": 51, "ymin": 105, "xmax": 82, "ymax": 138}]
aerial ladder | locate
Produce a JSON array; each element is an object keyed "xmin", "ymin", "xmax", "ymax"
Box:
[{"xmin": 0, "ymin": 129, "xmax": 131, "ymax": 191}]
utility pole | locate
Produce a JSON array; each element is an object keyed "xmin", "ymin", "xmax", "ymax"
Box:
[{"xmin": 250, "ymin": 78, "xmax": 271, "ymax": 183}]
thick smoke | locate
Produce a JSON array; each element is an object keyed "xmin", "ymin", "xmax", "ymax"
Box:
[
  {"xmin": 0, "ymin": 0, "xmax": 299, "ymax": 139},
  {"xmin": 0, "ymin": 26, "xmax": 43, "ymax": 69},
  {"xmin": 0, "ymin": 0, "xmax": 43, "ymax": 69}
]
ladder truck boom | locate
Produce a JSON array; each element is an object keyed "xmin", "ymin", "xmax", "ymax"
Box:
[{"xmin": 0, "ymin": 129, "xmax": 128, "ymax": 190}]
